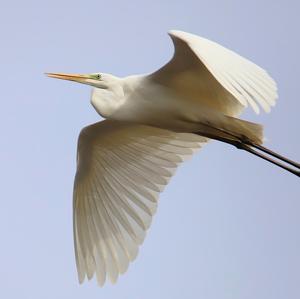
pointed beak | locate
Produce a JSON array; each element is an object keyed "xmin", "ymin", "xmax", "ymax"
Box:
[{"xmin": 45, "ymin": 72, "xmax": 89, "ymax": 83}]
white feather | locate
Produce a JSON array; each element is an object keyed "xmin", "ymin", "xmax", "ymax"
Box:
[
  {"xmin": 149, "ymin": 30, "xmax": 278, "ymax": 116},
  {"xmin": 73, "ymin": 120, "xmax": 208, "ymax": 285}
]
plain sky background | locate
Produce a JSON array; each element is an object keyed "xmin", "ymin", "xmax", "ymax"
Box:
[{"xmin": 0, "ymin": 0, "xmax": 299, "ymax": 298}]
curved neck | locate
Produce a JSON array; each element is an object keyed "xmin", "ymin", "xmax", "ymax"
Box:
[{"xmin": 91, "ymin": 82, "xmax": 125, "ymax": 118}]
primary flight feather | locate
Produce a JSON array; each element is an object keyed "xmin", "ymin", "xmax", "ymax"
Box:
[{"xmin": 47, "ymin": 30, "xmax": 299, "ymax": 286}]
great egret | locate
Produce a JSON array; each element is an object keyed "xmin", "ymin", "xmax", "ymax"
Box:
[{"xmin": 47, "ymin": 30, "xmax": 300, "ymax": 286}]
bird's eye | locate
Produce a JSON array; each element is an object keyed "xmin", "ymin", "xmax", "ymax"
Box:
[{"xmin": 91, "ymin": 73, "xmax": 101, "ymax": 80}]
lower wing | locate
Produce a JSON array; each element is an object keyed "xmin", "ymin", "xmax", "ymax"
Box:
[{"xmin": 73, "ymin": 120, "xmax": 208, "ymax": 285}]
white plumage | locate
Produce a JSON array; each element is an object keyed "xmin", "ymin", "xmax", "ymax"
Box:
[
  {"xmin": 47, "ymin": 30, "xmax": 283, "ymax": 286},
  {"xmin": 74, "ymin": 120, "xmax": 208, "ymax": 285},
  {"xmin": 166, "ymin": 31, "xmax": 277, "ymax": 113}
]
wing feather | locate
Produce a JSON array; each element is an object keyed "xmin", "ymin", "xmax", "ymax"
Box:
[
  {"xmin": 73, "ymin": 120, "xmax": 208, "ymax": 285},
  {"xmin": 150, "ymin": 30, "xmax": 278, "ymax": 115}
]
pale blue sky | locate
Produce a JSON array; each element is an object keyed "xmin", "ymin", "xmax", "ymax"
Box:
[{"xmin": 0, "ymin": 0, "xmax": 299, "ymax": 298}]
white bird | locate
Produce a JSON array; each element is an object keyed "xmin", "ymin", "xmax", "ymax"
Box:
[{"xmin": 47, "ymin": 30, "xmax": 300, "ymax": 286}]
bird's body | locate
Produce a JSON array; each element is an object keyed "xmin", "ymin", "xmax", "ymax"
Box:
[
  {"xmin": 47, "ymin": 30, "xmax": 299, "ymax": 286},
  {"xmin": 95, "ymin": 75, "xmax": 220, "ymax": 126},
  {"xmin": 91, "ymin": 73, "xmax": 260, "ymax": 144},
  {"xmin": 90, "ymin": 30, "xmax": 277, "ymax": 143},
  {"xmin": 92, "ymin": 74, "xmax": 209, "ymax": 131}
]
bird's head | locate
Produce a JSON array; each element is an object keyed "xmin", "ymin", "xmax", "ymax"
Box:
[{"xmin": 46, "ymin": 72, "xmax": 124, "ymax": 118}]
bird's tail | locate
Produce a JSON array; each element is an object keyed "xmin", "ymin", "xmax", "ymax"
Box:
[
  {"xmin": 197, "ymin": 115, "xmax": 264, "ymax": 145},
  {"xmin": 221, "ymin": 116, "xmax": 264, "ymax": 145}
]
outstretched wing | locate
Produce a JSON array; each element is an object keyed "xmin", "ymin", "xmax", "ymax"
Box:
[
  {"xmin": 73, "ymin": 120, "xmax": 208, "ymax": 286},
  {"xmin": 149, "ymin": 30, "xmax": 278, "ymax": 115}
]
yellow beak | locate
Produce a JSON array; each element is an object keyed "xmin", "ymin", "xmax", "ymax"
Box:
[{"xmin": 45, "ymin": 72, "xmax": 89, "ymax": 83}]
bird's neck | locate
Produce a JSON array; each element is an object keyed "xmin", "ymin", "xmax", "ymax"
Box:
[{"xmin": 91, "ymin": 82, "xmax": 125, "ymax": 118}]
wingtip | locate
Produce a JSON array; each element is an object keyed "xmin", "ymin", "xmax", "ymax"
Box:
[
  {"xmin": 78, "ymin": 273, "xmax": 85, "ymax": 284},
  {"xmin": 96, "ymin": 276, "xmax": 106, "ymax": 287}
]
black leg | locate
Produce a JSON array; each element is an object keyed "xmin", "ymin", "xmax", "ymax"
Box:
[
  {"xmin": 247, "ymin": 143, "xmax": 300, "ymax": 170},
  {"xmin": 194, "ymin": 130, "xmax": 300, "ymax": 178},
  {"xmin": 235, "ymin": 142, "xmax": 300, "ymax": 177}
]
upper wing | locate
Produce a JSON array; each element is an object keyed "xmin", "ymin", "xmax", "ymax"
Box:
[
  {"xmin": 149, "ymin": 30, "xmax": 278, "ymax": 115},
  {"xmin": 73, "ymin": 120, "xmax": 208, "ymax": 286}
]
